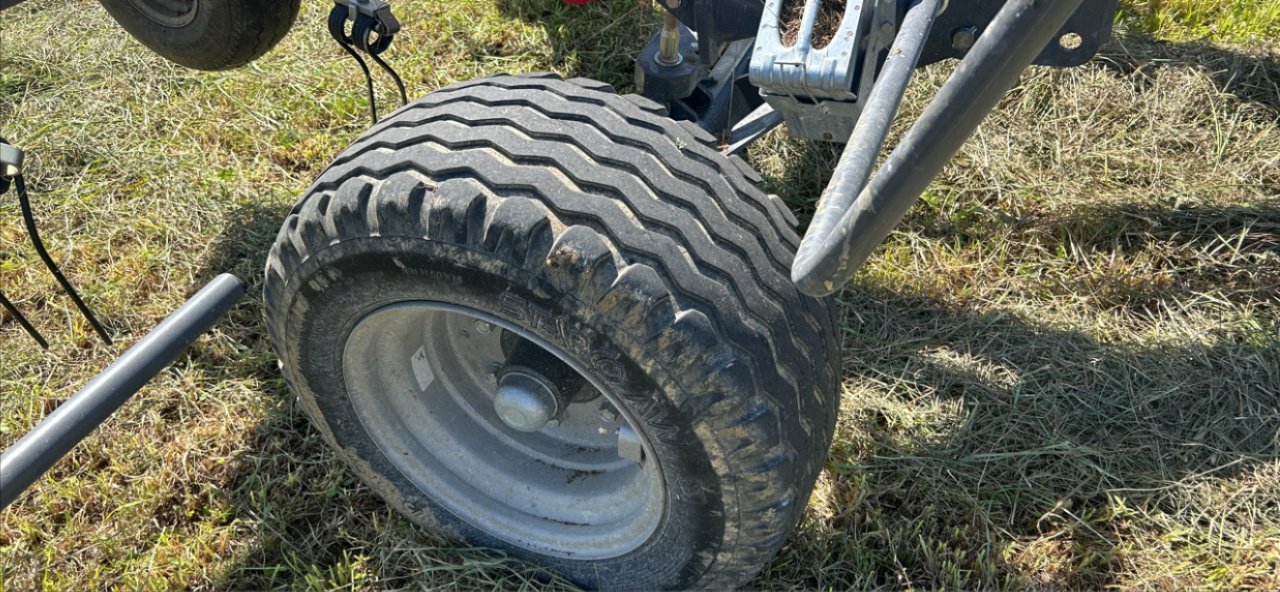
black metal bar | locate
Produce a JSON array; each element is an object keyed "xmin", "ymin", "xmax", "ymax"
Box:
[
  {"xmin": 791, "ymin": 0, "xmax": 1085, "ymax": 296},
  {"xmin": 0, "ymin": 0, "xmax": 31, "ymax": 11},
  {"xmin": 724, "ymin": 103, "xmax": 783, "ymax": 155},
  {"xmin": 0, "ymin": 274, "xmax": 246, "ymax": 509}
]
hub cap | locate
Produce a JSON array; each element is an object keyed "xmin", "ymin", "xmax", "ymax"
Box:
[{"xmin": 493, "ymin": 371, "xmax": 560, "ymax": 432}]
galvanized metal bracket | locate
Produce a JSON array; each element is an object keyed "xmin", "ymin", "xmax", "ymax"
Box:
[
  {"xmin": 748, "ymin": 0, "xmax": 897, "ymax": 141},
  {"xmin": 743, "ymin": 0, "xmax": 1117, "ymax": 143}
]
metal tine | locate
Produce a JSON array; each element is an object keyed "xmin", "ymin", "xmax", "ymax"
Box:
[
  {"xmin": 370, "ymin": 51, "xmax": 408, "ymax": 107},
  {"xmin": 13, "ymin": 175, "xmax": 114, "ymax": 346},
  {"xmin": 328, "ymin": 3, "xmax": 381, "ymax": 124},
  {"xmin": 0, "ymin": 289, "xmax": 49, "ymax": 349}
]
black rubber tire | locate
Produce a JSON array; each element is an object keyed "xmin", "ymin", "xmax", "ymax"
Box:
[
  {"xmin": 263, "ymin": 73, "xmax": 841, "ymax": 590},
  {"xmin": 99, "ymin": 0, "xmax": 299, "ymax": 70}
]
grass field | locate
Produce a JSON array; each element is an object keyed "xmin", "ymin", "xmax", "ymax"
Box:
[{"xmin": 1, "ymin": 0, "xmax": 1278, "ymax": 589}]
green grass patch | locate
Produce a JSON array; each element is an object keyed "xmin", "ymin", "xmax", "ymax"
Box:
[
  {"xmin": 2, "ymin": 0, "xmax": 1278, "ymax": 589},
  {"xmin": 1119, "ymin": 0, "xmax": 1280, "ymax": 45}
]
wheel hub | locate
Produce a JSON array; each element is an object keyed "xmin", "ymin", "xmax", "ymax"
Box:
[
  {"xmin": 492, "ymin": 331, "xmax": 593, "ymax": 432},
  {"xmin": 493, "ymin": 371, "xmax": 559, "ymax": 432},
  {"xmin": 341, "ymin": 301, "xmax": 665, "ymax": 560}
]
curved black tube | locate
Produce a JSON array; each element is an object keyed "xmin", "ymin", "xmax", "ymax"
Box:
[{"xmin": 792, "ymin": 0, "xmax": 941, "ymax": 294}]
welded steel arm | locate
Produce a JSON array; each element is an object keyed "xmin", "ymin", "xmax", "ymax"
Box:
[{"xmin": 791, "ymin": 0, "xmax": 1086, "ymax": 296}]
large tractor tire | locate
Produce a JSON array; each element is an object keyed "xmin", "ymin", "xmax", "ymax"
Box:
[
  {"xmin": 99, "ymin": 0, "xmax": 299, "ymax": 70},
  {"xmin": 263, "ymin": 73, "xmax": 841, "ymax": 590}
]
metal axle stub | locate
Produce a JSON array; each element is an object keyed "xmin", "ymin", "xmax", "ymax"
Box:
[
  {"xmin": 492, "ymin": 332, "xmax": 596, "ymax": 432},
  {"xmin": 493, "ymin": 371, "xmax": 561, "ymax": 432}
]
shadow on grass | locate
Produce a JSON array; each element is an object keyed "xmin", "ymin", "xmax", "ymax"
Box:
[
  {"xmin": 1041, "ymin": 204, "xmax": 1280, "ymax": 312},
  {"xmin": 177, "ymin": 23, "xmax": 1279, "ymax": 590},
  {"xmin": 904, "ymin": 202, "xmax": 1280, "ymax": 314},
  {"xmin": 191, "ymin": 200, "xmax": 292, "ymax": 289},
  {"xmin": 1100, "ymin": 35, "xmax": 1280, "ymax": 115},
  {"xmin": 755, "ymin": 136, "xmax": 844, "ymax": 218},
  {"xmin": 760, "ymin": 285, "xmax": 1279, "ymax": 589},
  {"xmin": 746, "ymin": 34, "xmax": 1280, "ymax": 589}
]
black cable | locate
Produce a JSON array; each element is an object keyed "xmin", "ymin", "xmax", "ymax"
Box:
[
  {"xmin": 14, "ymin": 175, "xmax": 113, "ymax": 345},
  {"xmin": 0, "ymin": 289, "xmax": 48, "ymax": 349}
]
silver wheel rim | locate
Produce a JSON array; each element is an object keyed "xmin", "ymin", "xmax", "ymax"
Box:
[
  {"xmin": 342, "ymin": 301, "xmax": 665, "ymax": 559},
  {"xmin": 127, "ymin": 0, "xmax": 198, "ymax": 27}
]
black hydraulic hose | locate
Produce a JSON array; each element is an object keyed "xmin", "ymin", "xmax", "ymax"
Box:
[
  {"xmin": 0, "ymin": 274, "xmax": 245, "ymax": 510},
  {"xmin": 791, "ymin": 0, "xmax": 1086, "ymax": 296}
]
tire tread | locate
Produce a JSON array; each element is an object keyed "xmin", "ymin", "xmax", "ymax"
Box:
[{"xmin": 265, "ymin": 73, "xmax": 840, "ymax": 590}]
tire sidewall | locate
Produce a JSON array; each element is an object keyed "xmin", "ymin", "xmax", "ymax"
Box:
[
  {"xmin": 278, "ymin": 235, "xmax": 728, "ymax": 589},
  {"xmin": 102, "ymin": 0, "xmax": 226, "ymax": 56},
  {"xmin": 99, "ymin": 0, "xmax": 296, "ymax": 70}
]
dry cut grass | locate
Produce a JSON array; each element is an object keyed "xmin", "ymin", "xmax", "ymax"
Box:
[{"xmin": 2, "ymin": 0, "xmax": 1278, "ymax": 589}]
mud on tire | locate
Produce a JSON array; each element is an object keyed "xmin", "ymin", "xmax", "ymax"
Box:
[{"xmin": 263, "ymin": 73, "xmax": 841, "ymax": 590}]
